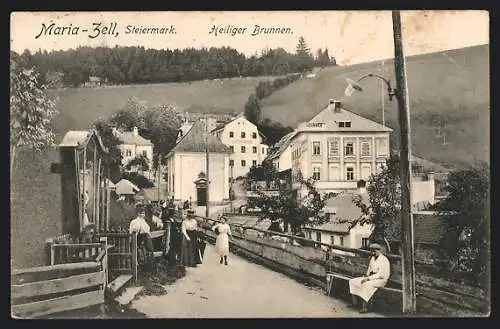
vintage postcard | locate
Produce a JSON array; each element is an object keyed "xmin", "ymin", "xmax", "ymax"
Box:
[{"xmin": 10, "ymin": 11, "xmax": 490, "ymax": 318}]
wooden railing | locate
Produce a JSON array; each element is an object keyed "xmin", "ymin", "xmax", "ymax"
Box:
[
  {"xmin": 11, "ymin": 238, "xmax": 108, "ymax": 319},
  {"xmin": 195, "ymin": 214, "xmax": 489, "ymax": 315}
]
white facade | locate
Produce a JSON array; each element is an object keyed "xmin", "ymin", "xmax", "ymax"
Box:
[
  {"xmin": 212, "ymin": 115, "xmax": 269, "ymax": 179},
  {"xmin": 165, "ymin": 152, "xmax": 230, "ymax": 204},
  {"xmin": 119, "ymin": 144, "xmax": 154, "ymax": 166},
  {"xmin": 304, "ymin": 222, "xmax": 373, "ymax": 250},
  {"xmin": 274, "ymin": 145, "xmax": 292, "ymax": 172},
  {"xmin": 115, "ymin": 127, "xmax": 154, "ymax": 179}
]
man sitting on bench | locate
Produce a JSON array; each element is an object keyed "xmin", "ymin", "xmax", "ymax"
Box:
[{"xmin": 349, "ymin": 243, "xmax": 390, "ymax": 313}]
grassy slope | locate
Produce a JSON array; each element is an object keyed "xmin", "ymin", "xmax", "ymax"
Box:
[
  {"xmin": 51, "ymin": 76, "xmax": 276, "ymax": 132},
  {"xmin": 11, "ymin": 76, "xmax": 274, "ymax": 269},
  {"xmin": 260, "ymin": 45, "xmax": 489, "ymax": 168}
]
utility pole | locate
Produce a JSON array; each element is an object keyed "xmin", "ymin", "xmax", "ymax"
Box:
[
  {"xmin": 381, "ymin": 59, "xmax": 386, "ymax": 127},
  {"xmin": 392, "ymin": 10, "xmax": 417, "ymax": 314},
  {"xmin": 205, "ymin": 115, "xmax": 210, "ymax": 218},
  {"xmin": 230, "ymin": 165, "xmax": 234, "ymax": 213},
  {"xmin": 157, "ymin": 158, "xmax": 161, "ymax": 202}
]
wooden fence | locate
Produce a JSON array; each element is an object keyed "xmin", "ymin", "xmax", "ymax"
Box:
[
  {"xmin": 11, "ymin": 239, "xmax": 108, "ymax": 319},
  {"xmin": 97, "ymin": 232, "xmax": 138, "ymax": 282},
  {"xmin": 196, "ymin": 215, "xmax": 489, "ymax": 316}
]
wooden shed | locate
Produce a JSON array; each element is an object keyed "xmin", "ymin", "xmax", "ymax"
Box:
[{"xmin": 52, "ymin": 130, "xmax": 114, "ymax": 237}]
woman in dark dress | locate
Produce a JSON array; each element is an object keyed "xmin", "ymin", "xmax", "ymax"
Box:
[{"xmin": 180, "ymin": 209, "xmax": 202, "ymax": 267}]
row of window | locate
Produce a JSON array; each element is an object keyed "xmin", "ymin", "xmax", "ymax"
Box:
[
  {"xmin": 229, "ymin": 146, "xmax": 267, "ymax": 154},
  {"xmin": 229, "ymin": 159, "xmax": 257, "ymax": 167},
  {"xmin": 311, "ymin": 164, "xmax": 375, "ymax": 181},
  {"xmin": 123, "ymin": 149, "xmax": 148, "ymax": 157},
  {"xmin": 312, "ymin": 139, "xmax": 388, "ymax": 157},
  {"xmin": 229, "ymin": 131, "xmax": 258, "ymax": 139},
  {"xmin": 308, "ymin": 231, "xmax": 346, "ymax": 246}
]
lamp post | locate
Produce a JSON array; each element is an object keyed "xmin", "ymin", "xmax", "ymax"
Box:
[{"xmin": 344, "ymin": 10, "xmax": 417, "ymax": 315}]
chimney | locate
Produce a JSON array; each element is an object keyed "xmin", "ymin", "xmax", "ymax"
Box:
[
  {"xmin": 329, "ymin": 99, "xmax": 342, "ymax": 113},
  {"xmin": 133, "ymin": 126, "xmax": 138, "ymax": 136}
]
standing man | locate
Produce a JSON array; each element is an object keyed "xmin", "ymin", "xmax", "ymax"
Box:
[{"xmin": 348, "ymin": 243, "xmax": 391, "ymax": 313}]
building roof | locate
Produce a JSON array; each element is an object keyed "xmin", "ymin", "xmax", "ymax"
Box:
[
  {"xmin": 115, "ymin": 129, "xmax": 153, "ymax": 146},
  {"xmin": 59, "ymin": 130, "xmax": 109, "ymax": 153},
  {"xmin": 170, "ymin": 120, "xmax": 232, "ymax": 154},
  {"xmin": 266, "ymin": 131, "xmax": 297, "ymax": 161},
  {"xmin": 313, "ymin": 191, "xmax": 370, "ymax": 234},
  {"xmin": 296, "ymin": 101, "xmax": 393, "ymax": 134},
  {"xmin": 115, "ymin": 179, "xmax": 140, "ymax": 195},
  {"xmin": 60, "ymin": 131, "xmax": 92, "ymax": 147},
  {"xmin": 210, "ymin": 113, "xmax": 268, "ymax": 141},
  {"xmin": 388, "ymin": 212, "xmax": 452, "ymax": 245}
]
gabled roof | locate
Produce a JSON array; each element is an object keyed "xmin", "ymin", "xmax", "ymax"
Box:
[
  {"xmin": 267, "ymin": 131, "xmax": 297, "ymax": 161},
  {"xmin": 59, "ymin": 130, "xmax": 109, "ymax": 153},
  {"xmin": 210, "ymin": 113, "xmax": 244, "ymax": 134},
  {"xmin": 297, "ymin": 102, "xmax": 393, "ymax": 133},
  {"xmin": 312, "ymin": 191, "xmax": 371, "ymax": 234},
  {"xmin": 170, "ymin": 120, "xmax": 232, "ymax": 154},
  {"xmin": 210, "ymin": 114, "xmax": 268, "ymax": 141},
  {"xmin": 115, "ymin": 179, "xmax": 140, "ymax": 195},
  {"xmin": 115, "ymin": 130, "xmax": 153, "ymax": 146}
]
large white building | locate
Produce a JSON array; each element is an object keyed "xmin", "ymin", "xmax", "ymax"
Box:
[
  {"xmin": 211, "ymin": 114, "xmax": 269, "ymax": 179},
  {"xmin": 165, "ymin": 120, "xmax": 232, "ymax": 205},
  {"xmin": 114, "ymin": 126, "xmax": 154, "ymax": 179},
  {"xmin": 289, "ymin": 99, "xmax": 392, "ymax": 194}
]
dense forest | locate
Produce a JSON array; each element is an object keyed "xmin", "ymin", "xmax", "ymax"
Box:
[{"xmin": 10, "ymin": 37, "xmax": 336, "ymax": 88}]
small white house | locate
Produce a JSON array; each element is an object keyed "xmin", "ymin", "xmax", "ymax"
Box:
[
  {"xmin": 114, "ymin": 126, "xmax": 154, "ymax": 179},
  {"xmin": 303, "ymin": 187, "xmax": 373, "ymax": 250}
]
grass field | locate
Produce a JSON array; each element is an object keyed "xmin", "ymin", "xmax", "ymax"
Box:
[
  {"xmin": 51, "ymin": 76, "xmax": 277, "ymax": 132},
  {"xmin": 11, "ymin": 75, "xmax": 275, "ymax": 269},
  {"xmin": 260, "ymin": 44, "xmax": 489, "ymax": 168}
]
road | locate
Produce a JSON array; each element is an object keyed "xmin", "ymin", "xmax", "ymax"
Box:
[{"xmin": 130, "ymin": 244, "xmax": 382, "ymax": 318}]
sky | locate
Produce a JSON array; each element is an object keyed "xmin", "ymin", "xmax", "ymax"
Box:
[{"xmin": 10, "ymin": 11, "xmax": 489, "ymax": 65}]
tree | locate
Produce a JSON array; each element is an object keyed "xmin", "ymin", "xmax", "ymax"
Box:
[
  {"xmin": 247, "ymin": 173, "xmax": 329, "ymax": 233},
  {"xmin": 125, "ymin": 154, "xmax": 150, "ymax": 173},
  {"xmin": 295, "ymin": 37, "xmax": 315, "ymax": 72},
  {"xmin": 244, "ymin": 94, "xmax": 262, "ymax": 125},
  {"xmin": 257, "ymin": 118, "xmax": 294, "ymax": 147},
  {"xmin": 143, "ymin": 104, "xmax": 183, "ymax": 170},
  {"xmin": 353, "ymin": 154, "xmax": 402, "ymax": 250},
  {"xmin": 10, "ymin": 59, "xmax": 59, "ymax": 177},
  {"xmin": 246, "ymin": 160, "xmax": 279, "ymax": 189},
  {"xmin": 434, "ymin": 165, "xmax": 489, "ymax": 285},
  {"xmin": 91, "ymin": 119, "xmax": 123, "ymax": 183}
]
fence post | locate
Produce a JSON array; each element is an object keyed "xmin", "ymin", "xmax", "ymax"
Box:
[
  {"xmin": 45, "ymin": 238, "xmax": 55, "ymax": 266},
  {"xmin": 99, "ymin": 237, "xmax": 108, "ymax": 290},
  {"xmin": 131, "ymin": 233, "xmax": 138, "ymax": 282}
]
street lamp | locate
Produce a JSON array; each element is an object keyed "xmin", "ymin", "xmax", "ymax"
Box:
[{"xmin": 343, "ymin": 10, "xmax": 417, "ymax": 315}]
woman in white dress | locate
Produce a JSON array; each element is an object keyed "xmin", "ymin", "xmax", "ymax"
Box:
[{"xmin": 212, "ymin": 216, "xmax": 232, "ymax": 265}]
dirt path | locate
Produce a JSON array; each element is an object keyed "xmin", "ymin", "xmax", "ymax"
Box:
[{"xmin": 130, "ymin": 245, "xmax": 382, "ymax": 318}]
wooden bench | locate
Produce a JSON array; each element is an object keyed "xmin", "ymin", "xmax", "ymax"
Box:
[{"xmin": 326, "ymin": 272, "xmax": 404, "ymax": 314}]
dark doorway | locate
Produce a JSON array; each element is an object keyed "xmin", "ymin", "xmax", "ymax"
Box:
[{"xmin": 197, "ymin": 187, "xmax": 207, "ymax": 206}]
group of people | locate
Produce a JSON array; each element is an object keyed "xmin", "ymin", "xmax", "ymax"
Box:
[{"xmin": 128, "ymin": 198, "xmax": 233, "ymax": 270}]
